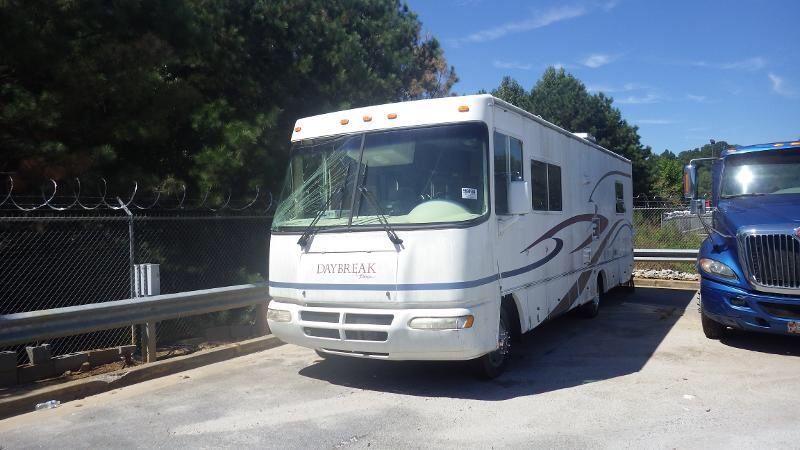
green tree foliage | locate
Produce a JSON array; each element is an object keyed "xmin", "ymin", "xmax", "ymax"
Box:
[
  {"xmin": 490, "ymin": 67, "xmax": 653, "ymax": 195},
  {"xmin": 0, "ymin": 0, "xmax": 457, "ymax": 192}
]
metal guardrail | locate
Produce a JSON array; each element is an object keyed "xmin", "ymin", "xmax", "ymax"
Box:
[
  {"xmin": 634, "ymin": 248, "xmax": 699, "ymax": 262},
  {"xmin": 0, "ymin": 283, "xmax": 268, "ymax": 349}
]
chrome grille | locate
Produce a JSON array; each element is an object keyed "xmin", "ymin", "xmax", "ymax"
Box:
[{"xmin": 740, "ymin": 232, "xmax": 800, "ymax": 292}]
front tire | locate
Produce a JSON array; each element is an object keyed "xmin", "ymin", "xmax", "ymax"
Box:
[
  {"xmin": 701, "ymin": 310, "xmax": 726, "ymax": 339},
  {"xmin": 474, "ymin": 306, "xmax": 512, "ymax": 379}
]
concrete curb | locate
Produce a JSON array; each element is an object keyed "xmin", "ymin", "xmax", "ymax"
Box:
[
  {"xmin": 0, "ymin": 335, "xmax": 283, "ymax": 420},
  {"xmin": 634, "ymin": 278, "xmax": 700, "ymax": 290}
]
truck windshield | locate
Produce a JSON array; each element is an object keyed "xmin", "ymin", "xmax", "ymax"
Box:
[
  {"xmin": 272, "ymin": 122, "xmax": 489, "ymax": 230},
  {"xmin": 721, "ymin": 150, "xmax": 800, "ymax": 198}
]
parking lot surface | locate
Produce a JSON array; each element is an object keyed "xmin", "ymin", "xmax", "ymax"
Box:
[{"xmin": 1, "ymin": 288, "xmax": 799, "ymax": 449}]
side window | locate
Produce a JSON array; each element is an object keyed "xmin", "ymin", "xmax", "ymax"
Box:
[
  {"xmin": 494, "ymin": 132, "xmax": 509, "ymax": 214},
  {"xmin": 509, "ymin": 137, "xmax": 523, "ymax": 181},
  {"xmin": 615, "ymin": 181, "xmax": 626, "ymax": 213},
  {"xmin": 531, "ymin": 159, "xmax": 563, "ymax": 212},
  {"xmin": 531, "ymin": 160, "xmax": 547, "ymax": 210},
  {"xmin": 548, "ymin": 164, "xmax": 562, "ymax": 211}
]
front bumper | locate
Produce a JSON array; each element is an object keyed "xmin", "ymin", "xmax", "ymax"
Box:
[
  {"xmin": 266, "ymin": 300, "xmax": 497, "ymax": 360},
  {"xmin": 700, "ymin": 277, "xmax": 800, "ymax": 336}
]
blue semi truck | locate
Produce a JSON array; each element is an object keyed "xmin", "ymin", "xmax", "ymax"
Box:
[{"xmin": 684, "ymin": 140, "xmax": 800, "ymax": 339}]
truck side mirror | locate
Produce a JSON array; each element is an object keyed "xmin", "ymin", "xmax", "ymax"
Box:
[
  {"xmin": 508, "ymin": 181, "xmax": 530, "ymax": 215},
  {"xmin": 683, "ymin": 164, "xmax": 697, "ymax": 200}
]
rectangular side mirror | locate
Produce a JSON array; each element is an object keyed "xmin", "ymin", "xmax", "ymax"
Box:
[
  {"xmin": 508, "ymin": 181, "xmax": 530, "ymax": 215},
  {"xmin": 683, "ymin": 164, "xmax": 697, "ymax": 200}
]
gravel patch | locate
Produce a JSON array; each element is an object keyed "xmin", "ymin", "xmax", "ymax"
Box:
[{"xmin": 634, "ymin": 268, "xmax": 699, "ymax": 281}]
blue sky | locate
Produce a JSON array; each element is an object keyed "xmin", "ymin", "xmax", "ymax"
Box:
[{"xmin": 405, "ymin": 0, "xmax": 800, "ymax": 154}]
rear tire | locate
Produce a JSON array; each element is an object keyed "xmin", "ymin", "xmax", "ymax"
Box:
[
  {"xmin": 474, "ymin": 306, "xmax": 512, "ymax": 379},
  {"xmin": 701, "ymin": 310, "xmax": 726, "ymax": 340},
  {"xmin": 578, "ymin": 277, "xmax": 603, "ymax": 319}
]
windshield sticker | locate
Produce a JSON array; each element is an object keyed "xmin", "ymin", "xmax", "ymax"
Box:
[{"xmin": 461, "ymin": 188, "xmax": 478, "ymax": 200}]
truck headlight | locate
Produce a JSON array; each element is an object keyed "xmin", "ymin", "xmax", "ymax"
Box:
[
  {"xmin": 408, "ymin": 315, "xmax": 474, "ymax": 330},
  {"xmin": 267, "ymin": 308, "xmax": 292, "ymax": 322},
  {"xmin": 699, "ymin": 258, "xmax": 737, "ymax": 280}
]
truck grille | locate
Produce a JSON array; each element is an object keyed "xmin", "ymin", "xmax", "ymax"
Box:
[{"xmin": 740, "ymin": 233, "xmax": 800, "ymax": 291}]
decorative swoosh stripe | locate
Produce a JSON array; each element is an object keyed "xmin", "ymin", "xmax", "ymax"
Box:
[
  {"xmin": 520, "ymin": 214, "xmax": 606, "ymax": 254},
  {"xmin": 588, "ymin": 170, "xmax": 631, "ymax": 202},
  {"xmin": 501, "ymin": 238, "xmax": 563, "ymax": 279}
]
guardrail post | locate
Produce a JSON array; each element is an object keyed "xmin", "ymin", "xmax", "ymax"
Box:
[
  {"xmin": 254, "ymin": 303, "xmax": 269, "ymax": 336},
  {"xmin": 134, "ymin": 264, "xmax": 160, "ymax": 363}
]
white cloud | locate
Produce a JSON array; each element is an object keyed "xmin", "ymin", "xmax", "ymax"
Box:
[
  {"xmin": 686, "ymin": 94, "xmax": 708, "ymax": 103},
  {"xmin": 587, "ymin": 82, "xmax": 647, "ymax": 93},
  {"xmin": 768, "ymin": 73, "xmax": 795, "ymax": 97},
  {"xmin": 452, "ymin": 5, "xmax": 586, "ymax": 45},
  {"xmin": 690, "ymin": 57, "xmax": 766, "ymax": 71},
  {"xmin": 602, "ymin": 0, "xmax": 620, "ymax": 11},
  {"xmin": 616, "ymin": 93, "xmax": 660, "ymax": 104},
  {"xmin": 582, "ymin": 53, "xmax": 613, "ymax": 68},
  {"xmin": 493, "ymin": 60, "xmax": 533, "ymax": 70},
  {"xmin": 635, "ymin": 119, "xmax": 673, "ymax": 125}
]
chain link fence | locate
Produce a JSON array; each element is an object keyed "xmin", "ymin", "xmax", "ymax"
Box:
[
  {"xmin": 632, "ymin": 197, "xmax": 707, "ymax": 273},
  {"xmin": 0, "ymin": 180, "xmax": 272, "ymax": 364}
]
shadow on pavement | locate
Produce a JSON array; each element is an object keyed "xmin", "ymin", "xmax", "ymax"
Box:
[
  {"xmin": 298, "ymin": 288, "xmax": 695, "ymax": 401},
  {"xmin": 720, "ymin": 330, "xmax": 800, "ymax": 357}
]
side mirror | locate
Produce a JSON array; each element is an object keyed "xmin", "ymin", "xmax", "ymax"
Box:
[
  {"xmin": 508, "ymin": 181, "xmax": 530, "ymax": 215},
  {"xmin": 683, "ymin": 164, "xmax": 697, "ymax": 200}
]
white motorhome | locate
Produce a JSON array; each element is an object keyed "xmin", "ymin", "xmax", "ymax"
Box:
[{"xmin": 267, "ymin": 94, "xmax": 634, "ymax": 378}]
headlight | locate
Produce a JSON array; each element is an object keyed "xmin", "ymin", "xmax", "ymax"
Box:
[
  {"xmin": 408, "ymin": 315, "xmax": 474, "ymax": 330},
  {"xmin": 699, "ymin": 258, "xmax": 737, "ymax": 280},
  {"xmin": 267, "ymin": 308, "xmax": 292, "ymax": 322}
]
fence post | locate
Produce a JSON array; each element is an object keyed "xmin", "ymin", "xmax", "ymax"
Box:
[
  {"xmin": 117, "ymin": 197, "xmax": 137, "ymax": 347},
  {"xmin": 134, "ymin": 264, "xmax": 160, "ymax": 363}
]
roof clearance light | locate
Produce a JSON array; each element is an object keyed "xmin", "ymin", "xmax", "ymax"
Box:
[
  {"xmin": 791, "ymin": 141, "xmax": 800, "ymax": 146},
  {"xmin": 294, "ymin": 126, "xmax": 301, "ymax": 132},
  {"xmin": 363, "ymin": 115, "xmax": 372, "ymax": 122},
  {"xmin": 458, "ymin": 105, "xmax": 470, "ymax": 112},
  {"xmin": 340, "ymin": 119, "xmax": 349, "ymax": 125},
  {"xmin": 773, "ymin": 143, "xmax": 784, "ymax": 147},
  {"xmin": 726, "ymin": 148, "xmax": 737, "ymax": 153},
  {"xmin": 387, "ymin": 113, "xmax": 397, "ymax": 119}
]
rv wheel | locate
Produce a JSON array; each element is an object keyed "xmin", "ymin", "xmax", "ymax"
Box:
[
  {"xmin": 475, "ymin": 306, "xmax": 512, "ymax": 379},
  {"xmin": 578, "ymin": 278, "xmax": 603, "ymax": 318}
]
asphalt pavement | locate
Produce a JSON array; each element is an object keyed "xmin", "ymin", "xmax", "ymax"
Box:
[{"xmin": 2, "ymin": 287, "xmax": 799, "ymax": 449}]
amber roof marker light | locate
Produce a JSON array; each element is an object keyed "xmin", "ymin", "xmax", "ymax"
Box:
[
  {"xmin": 362, "ymin": 115, "xmax": 372, "ymax": 122},
  {"xmin": 387, "ymin": 113, "xmax": 397, "ymax": 119},
  {"xmin": 340, "ymin": 119, "xmax": 350, "ymax": 125},
  {"xmin": 293, "ymin": 126, "xmax": 301, "ymax": 133},
  {"xmin": 458, "ymin": 105, "xmax": 470, "ymax": 112}
]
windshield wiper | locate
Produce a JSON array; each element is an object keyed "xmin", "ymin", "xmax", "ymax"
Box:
[
  {"xmin": 297, "ymin": 186, "xmax": 344, "ymax": 248},
  {"xmin": 357, "ymin": 185, "xmax": 403, "ymax": 245},
  {"xmin": 721, "ymin": 192, "xmax": 767, "ymax": 199}
]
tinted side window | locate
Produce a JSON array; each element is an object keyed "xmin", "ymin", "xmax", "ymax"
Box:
[
  {"xmin": 509, "ymin": 137, "xmax": 523, "ymax": 181},
  {"xmin": 615, "ymin": 181, "xmax": 625, "ymax": 213},
  {"xmin": 494, "ymin": 132, "xmax": 509, "ymax": 214},
  {"xmin": 548, "ymin": 164, "xmax": 562, "ymax": 211},
  {"xmin": 531, "ymin": 160, "xmax": 547, "ymax": 211}
]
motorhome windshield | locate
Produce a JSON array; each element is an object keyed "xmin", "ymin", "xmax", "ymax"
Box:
[
  {"xmin": 272, "ymin": 122, "xmax": 489, "ymax": 230},
  {"xmin": 720, "ymin": 150, "xmax": 800, "ymax": 198}
]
